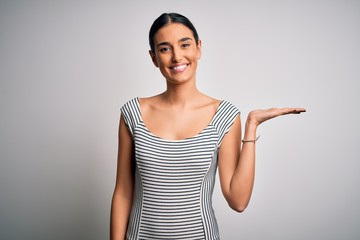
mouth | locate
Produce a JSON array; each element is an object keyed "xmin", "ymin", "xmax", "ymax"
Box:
[{"xmin": 169, "ymin": 63, "xmax": 189, "ymax": 73}]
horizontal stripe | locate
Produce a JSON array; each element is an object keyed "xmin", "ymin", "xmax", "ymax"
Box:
[{"xmin": 121, "ymin": 97, "xmax": 240, "ymax": 240}]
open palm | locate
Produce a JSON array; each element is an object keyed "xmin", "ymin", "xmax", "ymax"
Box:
[{"xmin": 248, "ymin": 108, "xmax": 306, "ymax": 126}]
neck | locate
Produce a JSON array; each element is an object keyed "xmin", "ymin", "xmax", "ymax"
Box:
[{"xmin": 162, "ymin": 80, "xmax": 201, "ymax": 107}]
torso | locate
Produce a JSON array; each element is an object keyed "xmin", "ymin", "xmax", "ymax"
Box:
[{"xmin": 121, "ymin": 97, "xmax": 240, "ymax": 240}]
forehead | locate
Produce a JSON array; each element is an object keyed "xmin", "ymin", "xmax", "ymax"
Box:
[{"xmin": 153, "ymin": 23, "xmax": 194, "ymax": 44}]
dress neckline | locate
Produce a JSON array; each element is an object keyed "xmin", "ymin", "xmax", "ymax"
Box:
[{"xmin": 135, "ymin": 97, "xmax": 224, "ymax": 142}]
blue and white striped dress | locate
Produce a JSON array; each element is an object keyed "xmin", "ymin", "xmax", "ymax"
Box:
[{"xmin": 121, "ymin": 97, "xmax": 240, "ymax": 240}]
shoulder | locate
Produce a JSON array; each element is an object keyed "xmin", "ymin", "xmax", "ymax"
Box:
[
  {"xmin": 211, "ymin": 100, "xmax": 240, "ymax": 145},
  {"xmin": 195, "ymin": 93, "xmax": 222, "ymax": 111},
  {"xmin": 120, "ymin": 97, "xmax": 140, "ymax": 120},
  {"xmin": 218, "ymin": 100, "xmax": 240, "ymax": 115},
  {"xmin": 138, "ymin": 95, "xmax": 160, "ymax": 108},
  {"xmin": 196, "ymin": 94, "xmax": 239, "ymax": 113},
  {"xmin": 120, "ymin": 97, "xmax": 141, "ymax": 135},
  {"xmin": 137, "ymin": 95, "xmax": 164, "ymax": 118},
  {"xmin": 212, "ymin": 100, "xmax": 240, "ymax": 130},
  {"xmin": 120, "ymin": 97, "xmax": 139, "ymax": 112},
  {"xmin": 121, "ymin": 97, "xmax": 139, "ymax": 107}
]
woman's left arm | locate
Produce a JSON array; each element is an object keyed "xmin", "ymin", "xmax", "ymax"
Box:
[{"xmin": 218, "ymin": 108, "xmax": 306, "ymax": 212}]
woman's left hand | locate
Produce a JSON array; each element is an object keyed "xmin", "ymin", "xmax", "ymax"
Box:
[{"xmin": 247, "ymin": 108, "xmax": 306, "ymax": 127}]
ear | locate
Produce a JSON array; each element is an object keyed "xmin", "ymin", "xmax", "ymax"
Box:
[
  {"xmin": 149, "ymin": 50, "xmax": 159, "ymax": 68},
  {"xmin": 197, "ymin": 40, "xmax": 202, "ymax": 60}
]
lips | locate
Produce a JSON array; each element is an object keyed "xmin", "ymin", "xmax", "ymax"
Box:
[{"xmin": 169, "ymin": 63, "xmax": 189, "ymax": 72}]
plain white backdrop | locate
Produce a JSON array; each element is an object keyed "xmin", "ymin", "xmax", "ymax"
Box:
[{"xmin": 1, "ymin": 0, "xmax": 359, "ymax": 239}]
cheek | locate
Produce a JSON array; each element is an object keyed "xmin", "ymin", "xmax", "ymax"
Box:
[
  {"xmin": 156, "ymin": 55, "xmax": 170, "ymax": 67},
  {"xmin": 157, "ymin": 60, "xmax": 170, "ymax": 74},
  {"xmin": 190, "ymin": 53, "xmax": 200, "ymax": 64},
  {"xmin": 190, "ymin": 48, "xmax": 201, "ymax": 61}
]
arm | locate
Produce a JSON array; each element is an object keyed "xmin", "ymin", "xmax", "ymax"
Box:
[
  {"xmin": 218, "ymin": 108, "xmax": 306, "ymax": 212},
  {"xmin": 110, "ymin": 115, "xmax": 135, "ymax": 240}
]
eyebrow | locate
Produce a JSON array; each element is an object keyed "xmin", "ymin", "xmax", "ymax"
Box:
[{"xmin": 156, "ymin": 37, "xmax": 193, "ymax": 48}]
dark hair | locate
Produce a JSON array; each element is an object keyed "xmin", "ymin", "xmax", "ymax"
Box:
[{"xmin": 149, "ymin": 13, "xmax": 200, "ymax": 53}]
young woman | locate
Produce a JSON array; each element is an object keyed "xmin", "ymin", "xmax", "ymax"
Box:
[{"xmin": 110, "ymin": 13, "xmax": 305, "ymax": 240}]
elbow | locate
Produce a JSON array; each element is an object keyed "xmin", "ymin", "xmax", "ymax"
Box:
[
  {"xmin": 228, "ymin": 201, "xmax": 248, "ymax": 213},
  {"xmin": 230, "ymin": 204, "xmax": 247, "ymax": 213},
  {"xmin": 224, "ymin": 189, "xmax": 253, "ymax": 213}
]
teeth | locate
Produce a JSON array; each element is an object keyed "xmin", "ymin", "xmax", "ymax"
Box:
[{"xmin": 172, "ymin": 64, "xmax": 187, "ymax": 70}]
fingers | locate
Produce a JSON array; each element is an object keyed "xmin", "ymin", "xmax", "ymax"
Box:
[
  {"xmin": 248, "ymin": 107, "xmax": 306, "ymax": 126},
  {"xmin": 290, "ymin": 108, "xmax": 306, "ymax": 113},
  {"xmin": 281, "ymin": 108, "xmax": 306, "ymax": 115},
  {"xmin": 269, "ymin": 108, "xmax": 306, "ymax": 117}
]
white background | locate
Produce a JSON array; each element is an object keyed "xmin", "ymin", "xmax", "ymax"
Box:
[{"xmin": 1, "ymin": 0, "xmax": 359, "ymax": 239}]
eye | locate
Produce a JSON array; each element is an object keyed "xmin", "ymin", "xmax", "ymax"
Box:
[
  {"xmin": 182, "ymin": 43, "xmax": 190, "ymax": 48},
  {"xmin": 159, "ymin": 47, "xmax": 171, "ymax": 53}
]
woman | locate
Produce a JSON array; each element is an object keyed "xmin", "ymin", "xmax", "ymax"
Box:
[{"xmin": 110, "ymin": 13, "xmax": 305, "ymax": 240}]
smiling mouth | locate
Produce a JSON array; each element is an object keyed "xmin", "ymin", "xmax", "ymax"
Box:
[{"xmin": 169, "ymin": 64, "xmax": 189, "ymax": 72}]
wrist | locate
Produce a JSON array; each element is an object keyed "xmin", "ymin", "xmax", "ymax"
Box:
[
  {"xmin": 246, "ymin": 113, "xmax": 260, "ymax": 127},
  {"xmin": 243, "ymin": 120, "xmax": 258, "ymax": 141},
  {"xmin": 245, "ymin": 118, "xmax": 258, "ymax": 131}
]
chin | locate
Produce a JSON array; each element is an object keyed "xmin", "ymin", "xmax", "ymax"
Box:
[{"xmin": 167, "ymin": 75, "xmax": 194, "ymax": 84}]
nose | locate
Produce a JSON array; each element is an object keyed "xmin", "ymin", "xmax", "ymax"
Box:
[{"xmin": 172, "ymin": 47, "xmax": 182, "ymax": 62}]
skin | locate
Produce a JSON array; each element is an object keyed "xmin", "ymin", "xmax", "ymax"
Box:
[{"xmin": 110, "ymin": 22, "xmax": 306, "ymax": 240}]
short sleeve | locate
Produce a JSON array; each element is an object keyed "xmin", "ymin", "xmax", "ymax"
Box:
[
  {"xmin": 212, "ymin": 100, "xmax": 240, "ymax": 147},
  {"xmin": 120, "ymin": 98, "xmax": 141, "ymax": 137}
]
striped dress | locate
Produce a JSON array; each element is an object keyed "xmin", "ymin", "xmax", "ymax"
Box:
[{"xmin": 121, "ymin": 97, "xmax": 240, "ymax": 240}]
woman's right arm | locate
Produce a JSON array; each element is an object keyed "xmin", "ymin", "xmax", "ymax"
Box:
[{"xmin": 110, "ymin": 115, "xmax": 135, "ymax": 240}]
